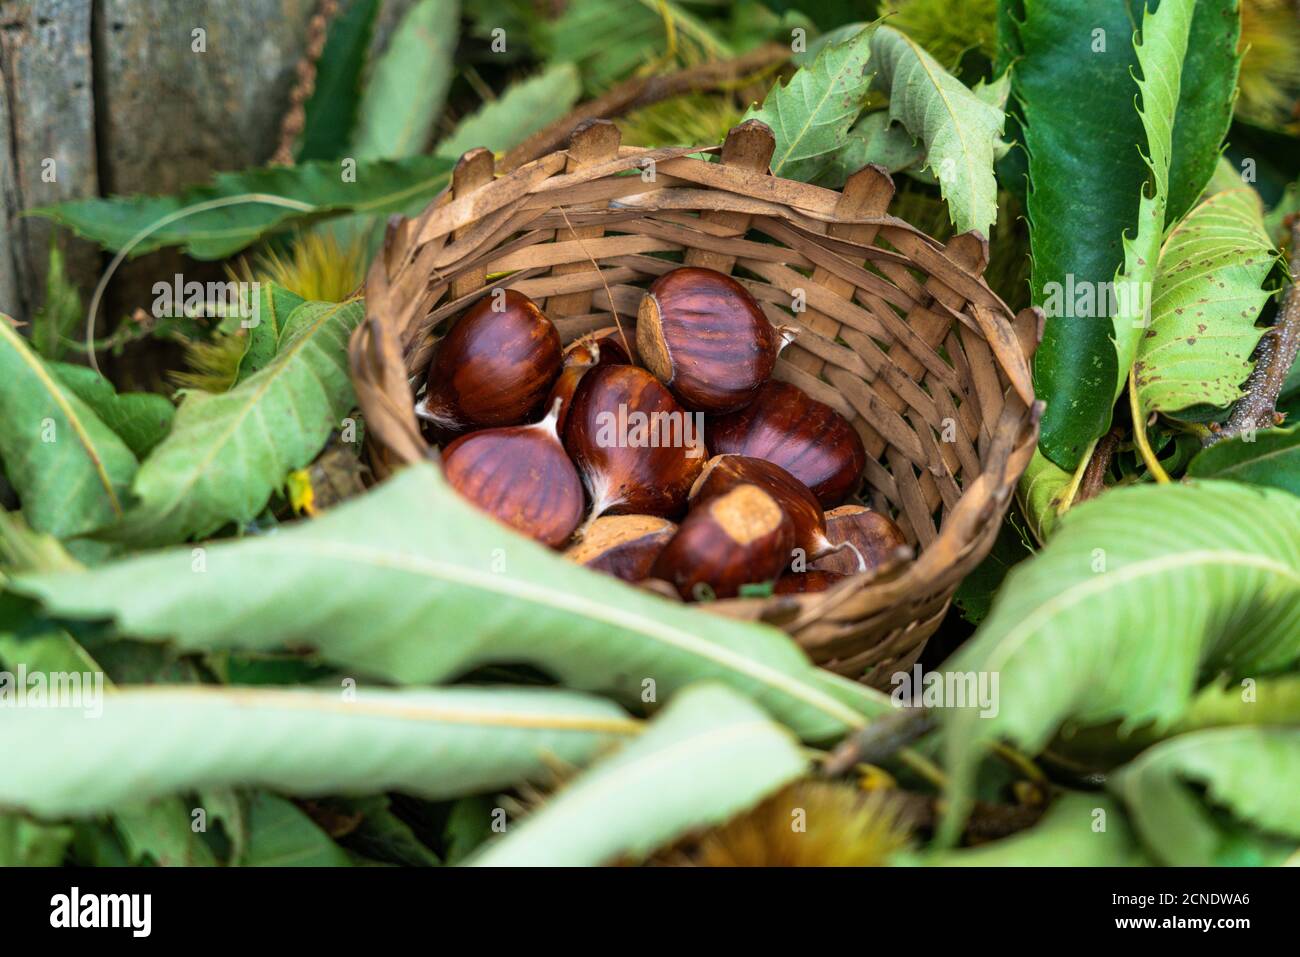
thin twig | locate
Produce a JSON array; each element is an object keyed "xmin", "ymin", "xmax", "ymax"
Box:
[
  {"xmin": 822, "ymin": 708, "xmax": 938, "ymax": 777},
  {"xmin": 499, "ymin": 43, "xmax": 790, "ymax": 173},
  {"xmin": 1211, "ymin": 219, "xmax": 1300, "ymax": 444},
  {"xmin": 1074, "ymin": 428, "xmax": 1122, "ymax": 505},
  {"xmin": 272, "ymin": 0, "xmax": 340, "ymax": 166}
]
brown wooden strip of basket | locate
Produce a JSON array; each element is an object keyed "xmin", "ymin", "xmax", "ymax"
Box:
[
  {"xmin": 780, "ymin": 165, "xmax": 895, "ymax": 393},
  {"xmin": 681, "ymin": 120, "xmax": 774, "ymax": 273},
  {"xmin": 545, "ymin": 119, "xmax": 623, "ymax": 318},
  {"xmin": 448, "ymin": 149, "xmax": 495, "ymax": 301}
]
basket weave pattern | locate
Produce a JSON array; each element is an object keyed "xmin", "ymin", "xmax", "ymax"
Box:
[{"xmin": 350, "ymin": 120, "xmax": 1042, "ymax": 689}]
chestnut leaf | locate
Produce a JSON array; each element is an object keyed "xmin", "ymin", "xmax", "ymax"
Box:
[
  {"xmin": 13, "ymin": 463, "xmax": 893, "ymax": 743},
  {"xmin": 1133, "ymin": 187, "xmax": 1278, "ymax": 421},
  {"xmin": 938, "ymin": 480, "xmax": 1300, "ymax": 843},
  {"xmin": 471, "ymin": 684, "xmax": 805, "ymax": 866},
  {"xmin": 867, "ymin": 25, "xmax": 1005, "ymax": 238},
  {"xmin": 106, "ymin": 299, "xmax": 364, "ymax": 547},
  {"xmin": 910, "ymin": 794, "xmax": 1149, "ymax": 867},
  {"xmin": 742, "ymin": 23, "xmax": 878, "ymax": 183},
  {"xmin": 0, "ymin": 685, "xmax": 638, "ymax": 819},
  {"xmin": 0, "ymin": 318, "xmax": 138, "ymax": 540},
  {"xmin": 1108, "ymin": 728, "xmax": 1300, "ymax": 866}
]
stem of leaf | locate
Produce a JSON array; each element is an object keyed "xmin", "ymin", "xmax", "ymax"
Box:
[
  {"xmin": 1128, "ymin": 370, "xmax": 1171, "ymax": 483},
  {"xmin": 1056, "ymin": 436, "xmax": 1097, "ymax": 516}
]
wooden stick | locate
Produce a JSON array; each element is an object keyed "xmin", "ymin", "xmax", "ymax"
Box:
[{"xmin": 1212, "ymin": 219, "xmax": 1300, "ymax": 442}]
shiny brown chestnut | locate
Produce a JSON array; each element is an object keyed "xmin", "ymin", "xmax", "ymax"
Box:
[
  {"xmin": 589, "ymin": 325, "xmax": 637, "ymax": 366},
  {"xmin": 441, "ymin": 398, "xmax": 584, "ymax": 548},
  {"xmin": 811, "ymin": 504, "xmax": 910, "ymax": 576},
  {"xmin": 547, "ymin": 337, "xmax": 604, "ymax": 439},
  {"xmin": 565, "ymin": 364, "xmax": 707, "ymax": 522},
  {"xmin": 650, "ymin": 484, "xmax": 795, "ymax": 601},
  {"xmin": 563, "ymin": 514, "xmax": 676, "ymax": 583},
  {"xmin": 772, "ymin": 570, "xmax": 847, "ymax": 594},
  {"xmin": 417, "ymin": 289, "xmax": 561, "ymax": 434},
  {"xmin": 689, "ymin": 454, "xmax": 863, "ymax": 571},
  {"xmin": 706, "ymin": 379, "xmax": 867, "ymax": 507},
  {"xmin": 637, "ymin": 267, "xmax": 783, "ymax": 413}
]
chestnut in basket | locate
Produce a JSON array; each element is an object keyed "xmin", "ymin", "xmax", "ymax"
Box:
[
  {"xmin": 811, "ymin": 504, "xmax": 909, "ymax": 576},
  {"xmin": 563, "ymin": 514, "xmax": 676, "ymax": 583},
  {"xmin": 565, "ymin": 364, "xmax": 707, "ymax": 521},
  {"xmin": 707, "ymin": 379, "xmax": 867, "ymax": 507},
  {"xmin": 548, "ymin": 336, "xmax": 605, "ymax": 438},
  {"xmin": 441, "ymin": 398, "xmax": 584, "ymax": 548},
  {"xmin": 417, "ymin": 289, "xmax": 561, "ymax": 434},
  {"xmin": 651, "ymin": 484, "xmax": 795, "ymax": 601},
  {"xmin": 637, "ymin": 267, "xmax": 782, "ymax": 413},
  {"xmin": 689, "ymin": 454, "xmax": 864, "ymax": 571},
  {"xmin": 772, "ymin": 570, "xmax": 847, "ymax": 594}
]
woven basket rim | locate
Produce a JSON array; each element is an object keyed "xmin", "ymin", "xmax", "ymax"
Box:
[{"xmin": 349, "ymin": 119, "xmax": 1041, "ymax": 687}]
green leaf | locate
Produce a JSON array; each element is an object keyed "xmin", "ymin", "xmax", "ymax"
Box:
[
  {"xmin": 1109, "ymin": 727, "xmax": 1300, "ymax": 865},
  {"xmin": 952, "ymin": 512, "xmax": 1034, "ymax": 625},
  {"xmin": 442, "ymin": 796, "xmax": 495, "ymax": 864},
  {"xmin": 940, "ymin": 480, "xmax": 1300, "ymax": 840},
  {"xmin": 111, "ymin": 300, "xmax": 363, "ymax": 546},
  {"xmin": 350, "ymin": 0, "xmax": 460, "ymax": 160},
  {"xmin": 32, "ymin": 154, "xmax": 454, "ymax": 260},
  {"xmin": 435, "ymin": 63, "xmax": 582, "ymax": 161},
  {"xmin": 50, "ymin": 362, "xmax": 175, "ymax": 459},
  {"xmin": 915, "ymin": 793, "xmax": 1148, "ymax": 866},
  {"xmin": 469, "ymin": 684, "xmax": 806, "ymax": 865},
  {"xmin": 13, "ymin": 464, "xmax": 891, "ymax": 741},
  {"xmin": 868, "ymin": 25, "xmax": 1004, "ymax": 236},
  {"xmin": 813, "ymin": 110, "xmax": 924, "ymax": 189},
  {"xmin": 1016, "ymin": 447, "xmax": 1072, "ymax": 543},
  {"xmin": 296, "ymin": 0, "xmax": 380, "ymax": 162},
  {"xmin": 0, "ymin": 684, "xmax": 639, "ymax": 818},
  {"xmin": 1189, "ymin": 424, "xmax": 1300, "ymax": 495},
  {"xmin": 1134, "ymin": 187, "xmax": 1276, "ymax": 418},
  {"xmin": 1019, "ymin": 0, "xmax": 1240, "ymax": 469},
  {"xmin": 0, "ymin": 320, "xmax": 138, "ymax": 539},
  {"xmin": 31, "ymin": 242, "xmax": 81, "ymax": 362},
  {"xmin": 234, "ymin": 283, "xmax": 308, "ymax": 384},
  {"xmin": 743, "ymin": 24, "xmax": 877, "ymax": 183},
  {"xmin": 113, "ymin": 798, "xmax": 218, "ymax": 867},
  {"xmin": 1107, "ymin": 0, "xmax": 1195, "ymax": 407},
  {"xmin": 0, "ymin": 815, "xmax": 73, "ymax": 866},
  {"xmin": 546, "ymin": 0, "xmax": 731, "ymax": 94},
  {"xmin": 241, "ymin": 793, "xmax": 351, "ymax": 867},
  {"xmin": 338, "ymin": 795, "xmax": 441, "ymax": 867}
]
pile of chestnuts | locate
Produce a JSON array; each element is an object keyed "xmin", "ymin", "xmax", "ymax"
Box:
[{"xmin": 418, "ymin": 266, "xmax": 907, "ymax": 602}]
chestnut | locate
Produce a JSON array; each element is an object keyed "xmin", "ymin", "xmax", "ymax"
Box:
[
  {"xmin": 689, "ymin": 454, "xmax": 863, "ymax": 570},
  {"xmin": 650, "ymin": 483, "xmax": 795, "ymax": 601},
  {"xmin": 811, "ymin": 505, "xmax": 909, "ymax": 576},
  {"xmin": 564, "ymin": 364, "xmax": 707, "ymax": 521},
  {"xmin": 706, "ymin": 380, "xmax": 867, "ymax": 507},
  {"xmin": 548, "ymin": 336, "xmax": 604, "ymax": 439},
  {"xmin": 417, "ymin": 288, "xmax": 561, "ymax": 434},
  {"xmin": 590, "ymin": 325, "xmax": 638, "ymax": 366},
  {"xmin": 772, "ymin": 570, "xmax": 847, "ymax": 594},
  {"xmin": 441, "ymin": 398, "xmax": 584, "ymax": 548},
  {"xmin": 636, "ymin": 267, "xmax": 779, "ymax": 413},
  {"xmin": 563, "ymin": 514, "xmax": 676, "ymax": 583}
]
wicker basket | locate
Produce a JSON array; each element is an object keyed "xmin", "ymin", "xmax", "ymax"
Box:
[{"xmin": 349, "ymin": 119, "xmax": 1042, "ymax": 689}]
